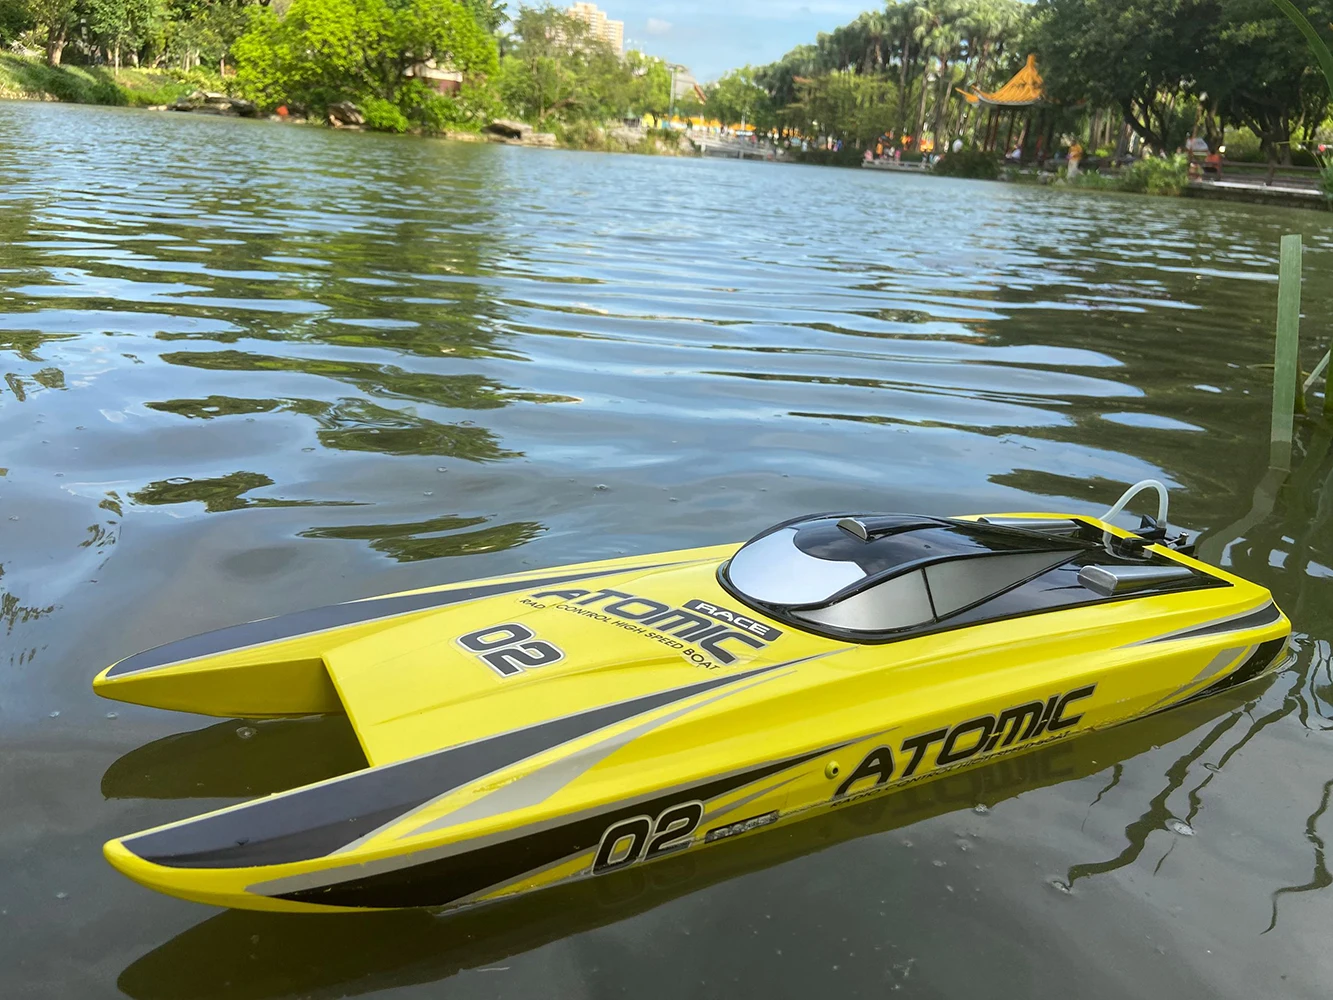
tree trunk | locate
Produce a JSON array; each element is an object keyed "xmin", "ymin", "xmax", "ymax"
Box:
[
  {"xmin": 1119, "ymin": 99, "xmax": 1164, "ymax": 151},
  {"xmin": 46, "ymin": 23, "xmax": 67, "ymax": 67},
  {"xmin": 930, "ymin": 57, "xmax": 951, "ymax": 148},
  {"xmin": 896, "ymin": 38, "xmax": 912, "ymax": 133},
  {"xmin": 914, "ymin": 66, "xmax": 931, "ymax": 149}
]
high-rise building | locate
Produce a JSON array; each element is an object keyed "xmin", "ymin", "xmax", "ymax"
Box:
[{"xmin": 568, "ymin": 3, "xmax": 624, "ymax": 55}]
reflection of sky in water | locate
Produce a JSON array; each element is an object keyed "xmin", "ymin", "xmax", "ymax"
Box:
[
  {"xmin": 1101, "ymin": 411, "xmax": 1205, "ymax": 432},
  {"xmin": 0, "ymin": 102, "xmax": 1331, "ymax": 1000}
]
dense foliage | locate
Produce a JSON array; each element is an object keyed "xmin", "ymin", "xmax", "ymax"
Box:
[
  {"xmin": 744, "ymin": 0, "xmax": 1030, "ymax": 150},
  {"xmin": 231, "ymin": 0, "xmax": 498, "ymax": 130},
  {"xmin": 1, "ymin": 0, "xmax": 671, "ymax": 134},
  {"xmin": 932, "ymin": 146, "xmax": 999, "ymax": 177},
  {"xmin": 1030, "ymin": 0, "xmax": 1333, "ymax": 162},
  {"xmin": 496, "ymin": 6, "xmax": 668, "ymax": 124},
  {"xmin": 723, "ymin": 0, "xmax": 1333, "ymax": 166},
  {"xmin": 6, "ymin": 0, "xmax": 1333, "ymax": 165}
]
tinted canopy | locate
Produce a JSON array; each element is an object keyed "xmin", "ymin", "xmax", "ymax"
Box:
[{"xmin": 723, "ymin": 514, "xmax": 1085, "ymax": 635}]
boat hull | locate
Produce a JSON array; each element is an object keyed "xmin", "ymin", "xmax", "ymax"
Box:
[{"xmin": 96, "ymin": 513, "xmax": 1292, "ymax": 913}]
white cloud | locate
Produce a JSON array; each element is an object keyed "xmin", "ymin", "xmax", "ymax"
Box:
[{"xmin": 645, "ymin": 17, "xmax": 673, "ymax": 35}]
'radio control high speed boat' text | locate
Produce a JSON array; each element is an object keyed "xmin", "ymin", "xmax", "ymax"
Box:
[{"xmin": 94, "ymin": 481, "xmax": 1292, "ymax": 913}]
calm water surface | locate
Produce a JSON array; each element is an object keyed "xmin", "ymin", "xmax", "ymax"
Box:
[{"xmin": 2, "ymin": 101, "xmax": 1332, "ymax": 999}]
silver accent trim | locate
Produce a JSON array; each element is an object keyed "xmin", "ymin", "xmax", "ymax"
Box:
[
  {"xmin": 1127, "ymin": 602, "xmax": 1280, "ymax": 646},
  {"xmin": 1077, "ymin": 563, "xmax": 1194, "ymax": 597},
  {"xmin": 976, "ymin": 516, "xmax": 1082, "ymax": 535},
  {"xmin": 1143, "ymin": 646, "xmax": 1250, "ymax": 712},
  {"xmin": 837, "ymin": 517, "xmax": 870, "ymax": 540}
]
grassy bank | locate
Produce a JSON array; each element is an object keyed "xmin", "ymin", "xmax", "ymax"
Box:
[
  {"xmin": 553, "ymin": 124, "xmax": 692, "ymax": 156},
  {"xmin": 0, "ymin": 54, "xmax": 220, "ymax": 107}
]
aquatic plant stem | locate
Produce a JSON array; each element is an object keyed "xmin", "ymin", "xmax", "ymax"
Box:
[{"xmin": 1271, "ymin": 234, "xmax": 1303, "ymax": 470}]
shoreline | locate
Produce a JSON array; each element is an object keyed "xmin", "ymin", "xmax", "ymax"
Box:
[
  {"xmin": 0, "ymin": 56, "xmax": 697, "ymax": 159},
  {"xmin": 5, "ymin": 71, "xmax": 1323, "ymax": 208}
]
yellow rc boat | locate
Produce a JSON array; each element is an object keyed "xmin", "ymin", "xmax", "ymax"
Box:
[{"xmin": 95, "ymin": 482, "xmax": 1291, "ymax": 913}]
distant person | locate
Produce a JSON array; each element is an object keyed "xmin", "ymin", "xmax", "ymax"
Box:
[
  {"xmin": 875, "ymin": 140, "xmax": 883, "ymax": 158},
  {"xmin": 1204, "ymin": 148, "xmax": 1223, "ymax": 178},
  {"xmin": 1067, "ymin": 142, "xmax": 1083, "ymax": 177},
  {"xmin": 952, "ymin": 138, "xmax": 963, "ymax": 154},
  {"xmin": 864, "ymin": 148, "xmax": 873, "ymax": 162},
  {"xmin": 1006, "ymin": 145, "xmax": 1022, "ymax": 162}
]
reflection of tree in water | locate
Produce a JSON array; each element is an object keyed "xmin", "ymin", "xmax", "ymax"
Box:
[
  {"xmin": 1053, "ymin": 434, "xmax": 1333, "ymax": 930},
  {"xmin": 145, "ymin": 396, "xmax": 283, "ymax": 420},
  {"xmin": 0, "ymin": 564, "xmax": 55, "ymax": 637},
  {"xmin": 1264, "ymin": 778, "xmax": 1331, "ymax": 933},
  {"xmin": 146, "ymin": 396, "xmax": 518, "ymax": 462},
  {"xmin": 129, "ymin": 472, "xmax": 358, "ymax": 513},
  {"xmin": 157, "ymin": 350, "xmax": 577, "ymax": 410},
  {"xmin": 3, "ymin": 366, "xmax": 66, "ymax": 401},
  {"xmin": 311, "ymin": 399, "xmax": 518, "ymax": 461},
  {"xmin": 300, "ymin": 514, "xmax": 544, "ymax": 562},
  {"xmin": 147, "ymin": 343, "xmax": 589, "ymax": 463}
]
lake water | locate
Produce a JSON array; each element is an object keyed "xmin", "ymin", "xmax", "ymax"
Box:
[{"xmin": 2, "ymin": 100, "xmax": 1332, "ymax": 999}]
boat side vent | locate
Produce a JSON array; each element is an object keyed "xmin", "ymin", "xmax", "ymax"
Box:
[{"xmin": 1077, "ymin": 564, "xmax": 1195, "ymax": 597}]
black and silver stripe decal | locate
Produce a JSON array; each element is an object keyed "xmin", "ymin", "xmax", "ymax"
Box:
[
  {"xmin": 104, "ymin": 564, "xmax": 678, "ymax": 679},
  {"xmin": 394, "ymin": 660, "xmax": 817, "ymax": 842},
  {"xmin": 269, "ymin": 742, "xmax": 845, "ymax": 909},
  {"xmin": 1131, "ymin": 602, "xmax": 1283, "ymax": 646},
  {"xmin": 1174, "ymin": 637, "xmax": 1290, "ymax": 706},
  {"xmin": 121, "ymin": 662, "xmax": 789, "ymax": 870}
]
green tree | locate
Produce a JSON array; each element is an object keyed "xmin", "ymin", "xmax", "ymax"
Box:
[
  {"xmin": 0, "ymin": 0, "xmax": 35, "ymax": 44},
  {"xmin": 497, "ymin": 4, "xmax": 653, "ymax": 124},
  {"xmin": 707, "ymin": 66, "xmax": 773, "ymax": 129},
  {"xmin": 1202, "ymin": 0, "xmax": 1333, "ymax": 164},
  {"xmin": 88, "ymin": 0, "xmax": 164, "ymax": 68},
  {"xmin": 27, "ymin": 0, "xmax": 77, "ymax": 64},
  {"xmin": 497, "ymin": 5, "xmax": 586, "ymax": 123},
  {"xmin": 461, "ymin": 0, "xmax": 504, "ymax": 32},
  {"xmin": 623, "ymin": 49, "xmax": 670, "ymax": 116},
  {"xmin": 232, "ymin": 0, "xmax": 498, "ymax": 129},
  {"xmin": 1029, "ymin": 0, "xmax": 1210, "ymax": 150},
  {"xmin": 751, "ymin": 0, "xmax": 1026, "ymax": 146}
]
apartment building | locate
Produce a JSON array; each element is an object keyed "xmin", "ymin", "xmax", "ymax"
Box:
[{"xmin": 568, "ymin": 2, "xmax": 624, "ymax": 55}]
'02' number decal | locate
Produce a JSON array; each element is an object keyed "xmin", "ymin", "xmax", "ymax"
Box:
[
  {"xmin": 592, "ymin": 801, "xmax": 704, "ymax": 875},
  {"xmin": 457, "ymin": 623, "xmax": 564, "ymax": 677}
]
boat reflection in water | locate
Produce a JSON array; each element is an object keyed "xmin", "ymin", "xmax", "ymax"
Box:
[{"xmin": 112, "ymin": 684, "xmax": 1261, "ymax": 1000}]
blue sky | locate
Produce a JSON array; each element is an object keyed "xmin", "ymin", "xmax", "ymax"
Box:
[{"xmin": 602, "ymin": 1, "xmax": 874, "ymax": 81}]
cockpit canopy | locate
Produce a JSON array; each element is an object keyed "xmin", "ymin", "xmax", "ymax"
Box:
[{"xmin": 720, "ymin": 512, "xmax": 1208, "ymax": 640}]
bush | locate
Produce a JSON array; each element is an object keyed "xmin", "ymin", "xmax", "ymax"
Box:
[
  {"xmin": 1223, "ymin": 127, "xmax": 1262, "ymax": 162},
  {"xmin": 1065, "ymin": 169, "xmax": 1119, "ymax": 189},
  {"xmin": 1065, "ymin": 154, "xmax": 1188, "ymax": 196},
  {"xmin": 400, "ymin": 79, "xmax": 495, "ymax": 134},
  {"xmin": 932, "ymin": 148, "xmax": 998, "ymax": 179},
  {"xmin": 361, "ymin": 97, "xmax": 409, "ymax": 133},
  {"xmin": 790, "ymin": 144, "xmax": 864, "ymax": 167},
  {"xmin": 1119, "ymin": 154, "xmax": 1189, "ymax": 195}
]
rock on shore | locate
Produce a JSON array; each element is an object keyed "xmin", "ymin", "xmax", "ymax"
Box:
[
  {"xmin": 483, "ymin": 119, "xmax": 557, "ymax": 147},
  {"xmin": 168, "ymin": 91, "xmax": 257, "ymax": 117}
]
